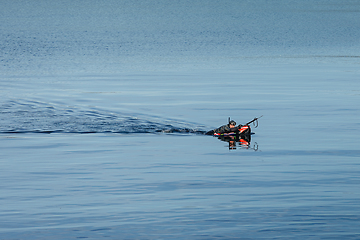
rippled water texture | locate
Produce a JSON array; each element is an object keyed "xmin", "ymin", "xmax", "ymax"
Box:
[
  {"xmin": 0, "ymin": 100, "xmax": 207, "ymax": 134},
  {"xmin": 1, "ymin": 0, "xmax": 360, "ymax": 239}
]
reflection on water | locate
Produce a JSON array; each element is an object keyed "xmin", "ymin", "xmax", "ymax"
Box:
[{"xmin": 216, "ymin": 133, "xmax": 259, "ymax": 151}]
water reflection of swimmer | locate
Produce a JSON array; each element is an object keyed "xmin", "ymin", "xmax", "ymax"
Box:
[
  {"xmin": 219, "ymin": 135, "xmax": 237, "ymax": 149},
  {"xmin": 229, "ymin": 140, "xmax": 236, "ymax": 150},
  {"xmin": 217, "ymin": 134, "xmax": 253, "ymax": 150}
]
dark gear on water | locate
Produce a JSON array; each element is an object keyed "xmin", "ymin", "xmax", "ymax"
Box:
[
  {"xmin": 205, "ymin": 119, "xmax": 237, "ymax": 135},
  {"xmin": 205, "ymin": 116, "xmax": 262, "ymax": 136}
]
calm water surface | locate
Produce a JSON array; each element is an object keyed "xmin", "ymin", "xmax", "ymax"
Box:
[
  {"xmin": 1, "ymin": 132, "xmax": 360, "ymax": 239},
  {"xmin": 1, "ymin": 0, "xmax": 360, "ymax": 239},
  {"xmin": 1, "ymin": 65, "xmax": 360, "ymax": 239}
]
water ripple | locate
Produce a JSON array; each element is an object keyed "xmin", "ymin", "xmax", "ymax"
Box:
[{"xmin": 0, "ymin": 100, "xmax": 207, "ymax": 134}]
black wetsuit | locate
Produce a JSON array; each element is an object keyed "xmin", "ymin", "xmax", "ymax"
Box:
[{"xmin": 205, "ymin": 124, "xmax": 238, "ymax": 135}]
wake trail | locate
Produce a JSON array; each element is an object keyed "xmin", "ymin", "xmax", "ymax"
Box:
[{"xmin": 0, "ymin": 100, "xmax": 207, "ymax": 135}]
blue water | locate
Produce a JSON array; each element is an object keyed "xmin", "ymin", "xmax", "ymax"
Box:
[{"xmin": 1, "ymin": 1, "xmax": 360, "ymax": 239}]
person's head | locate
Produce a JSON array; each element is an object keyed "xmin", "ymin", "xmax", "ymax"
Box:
[{"xmin": 229, "ymin": 120, "xmax": 236, "ymax": 128}]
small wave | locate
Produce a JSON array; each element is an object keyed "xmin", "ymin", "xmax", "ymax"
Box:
[{"xmin": 0, "ymin": 100, "xmax": 207, "ymax": 135}]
